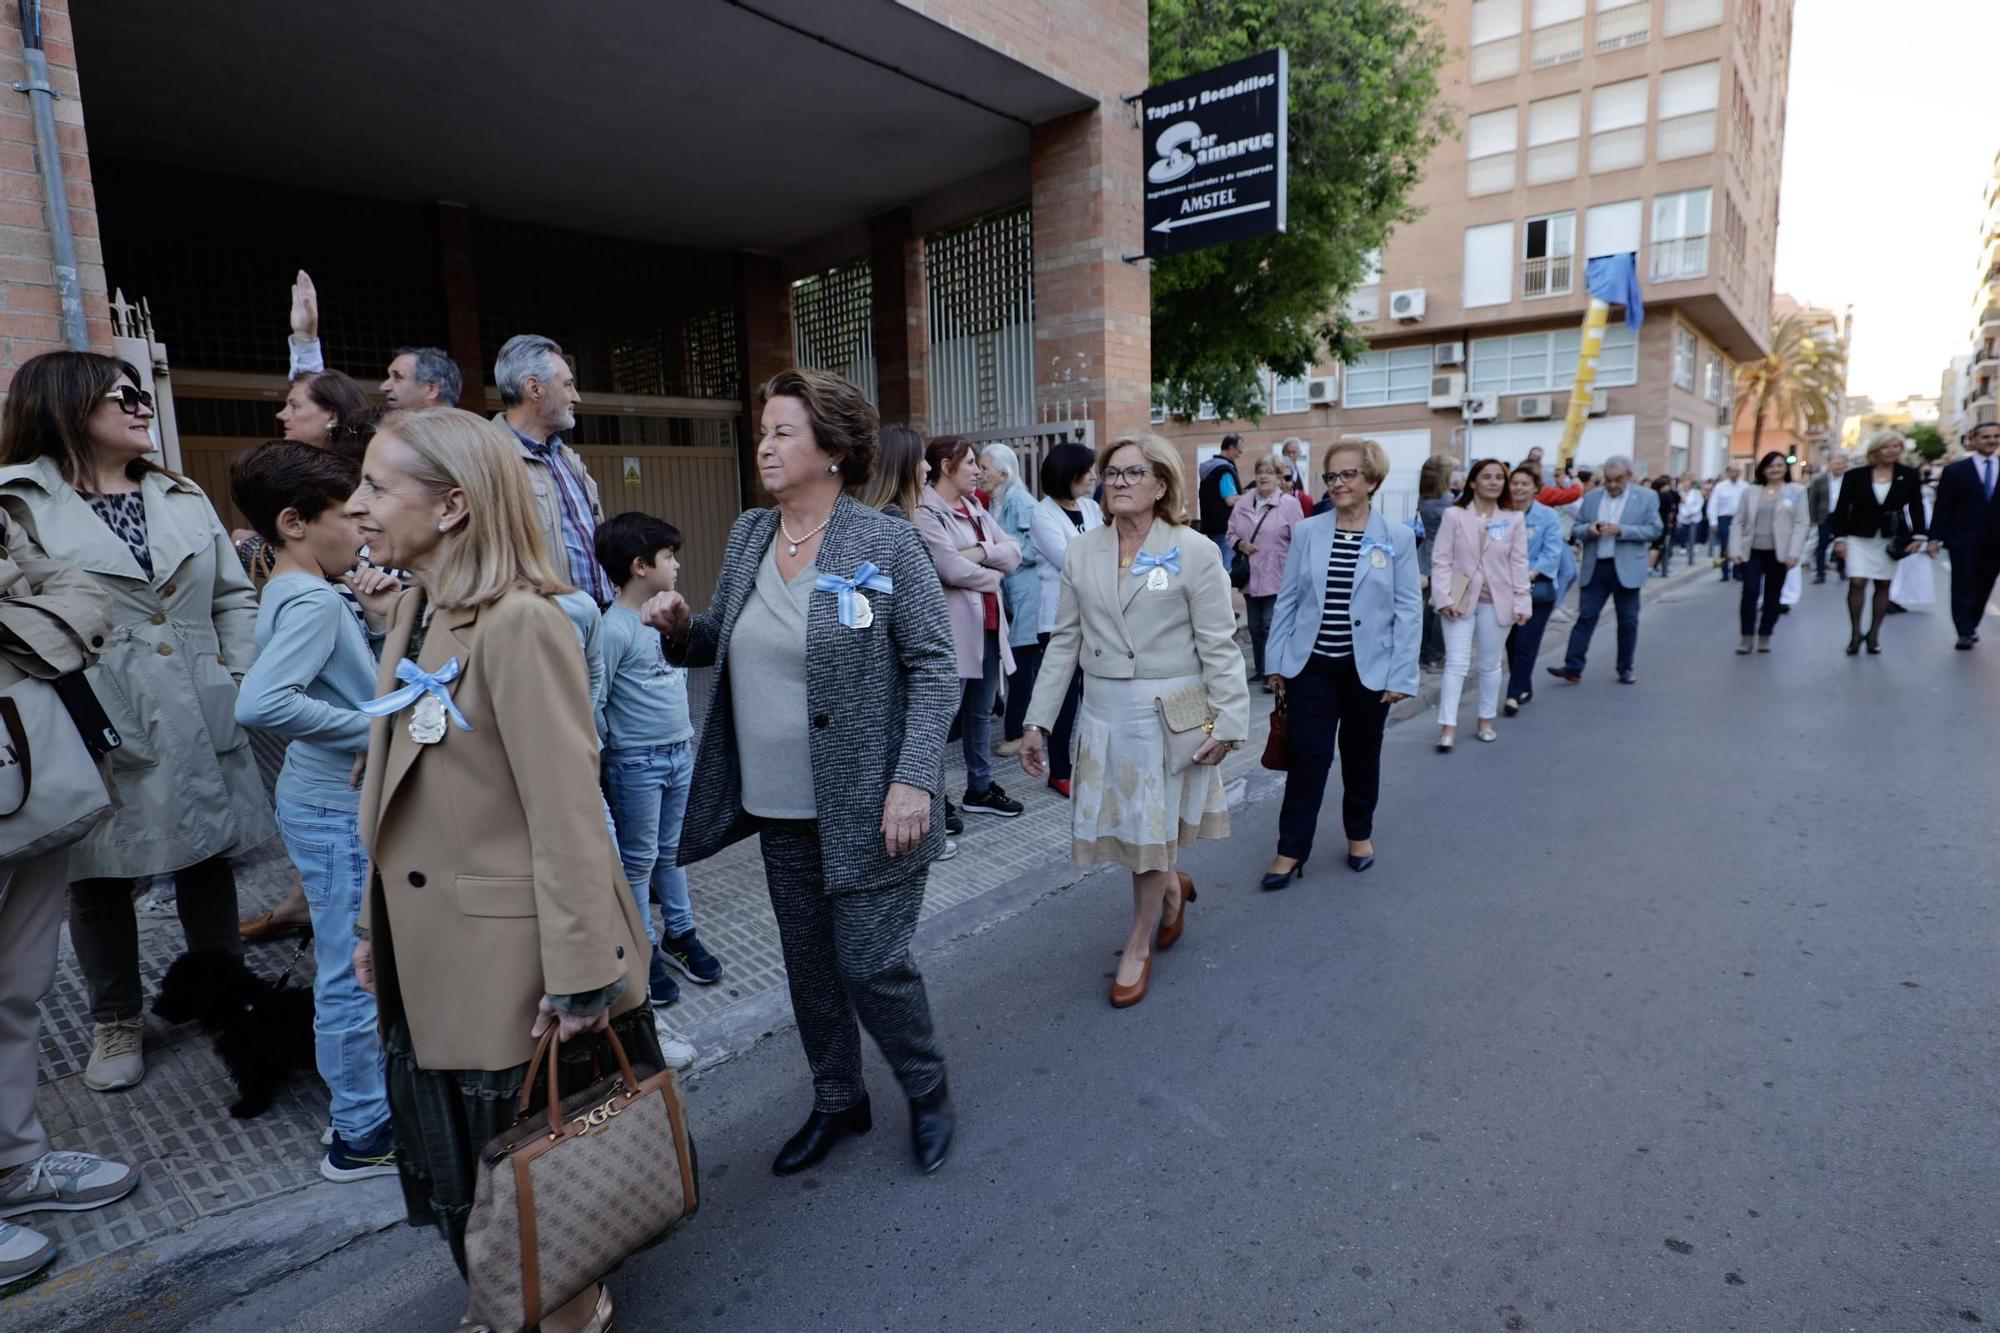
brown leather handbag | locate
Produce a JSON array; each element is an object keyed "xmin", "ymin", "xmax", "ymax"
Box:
[
  {"xmin": 463, "ymin": 1024, "xmax": 699, "ymax": 1333},
  {"xmin": 1260, "ymin": 696, "xmax": 1290, "ymax": 771}
]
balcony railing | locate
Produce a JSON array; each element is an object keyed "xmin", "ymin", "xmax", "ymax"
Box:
[
  {"xmin": 1469, "ymin": 36, "xmax": 1519, "ymax": 83},
  {"xmin": 1530, "ymin": 19, "xmax": 1584, "ymax": 68},
  {"xmin": 1522, "ymin": 254, "xmax": 1575, "ymax": 299},
  {"xmin": 1595, "ymin": 2, "xmax": 1650, "ymax": 51},
  {"xmin": 1525, "ymin": 138, "xmax": 1580, "ymax": 185},
  {"xmin": 1467, "ymin": 152, "xmax": 1516, "ymax": 197},
  {"xmin": 1658, "ymin": 110, "xmax": 1718, "ymax": 160},
  {"xmin": 1589, "ymin": 124, "xmax": 1645, "ymax": 174},
  {"xmin": 1650, "ymin": 234, "xmax": 1710, "ymax": 283}
]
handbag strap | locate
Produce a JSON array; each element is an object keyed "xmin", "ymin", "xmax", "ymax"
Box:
[
  {"xmin": 514, "ymin": 1018, "xmax": 648, "ymax": 1138},
  {"xmin": 0, "ymin": 698, "xmax": 31, "ymax": 816}
]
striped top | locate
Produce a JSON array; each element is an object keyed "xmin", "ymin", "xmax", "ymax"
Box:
[{"xmin": 1312, "ymin": 529, "xmax": 1365, "ymax": 659}]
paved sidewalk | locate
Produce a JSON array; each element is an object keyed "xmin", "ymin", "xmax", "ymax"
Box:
[{"xmin": 9, "ymin": 557, "xmax": 1713, "ymax": 1329}]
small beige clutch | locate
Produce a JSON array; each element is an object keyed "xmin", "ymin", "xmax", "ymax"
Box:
[{"xmin": 1154, "ymin": 682, "xmax": 1214, "ymax": 774}]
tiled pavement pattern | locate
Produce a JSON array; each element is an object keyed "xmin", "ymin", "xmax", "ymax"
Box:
[{"xmin": 27, "ymin": 671, "xmax": 1278, "ymax": 1282}]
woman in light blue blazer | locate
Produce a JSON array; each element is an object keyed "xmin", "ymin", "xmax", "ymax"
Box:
[
  {"xmin": 980, "ymin": 443, "xmax": 1042, "ymax": 754},
  {"xmin": 1261, "ymin": 439, "xmax": 1421, "ymax": 888},
  {"xmin": 1503, "ymin": 464, "xmax": 1577, "ymax": 713}
]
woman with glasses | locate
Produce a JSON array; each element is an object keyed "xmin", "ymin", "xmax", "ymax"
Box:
[
  {"xmin": 0, "ymin": 352, "xmax": 272, "ymax": 1095},
  {"xmin": 1261, "ymin": 440, "xmax": 1419, "ymax": 886},
  {"xmin": 1020, "ymin": 435, "xmax": 1247, "ymax": 1009},
  {"xmin": 1502, "ymin": 464, "xmax": 1576, "ymax": 713}
]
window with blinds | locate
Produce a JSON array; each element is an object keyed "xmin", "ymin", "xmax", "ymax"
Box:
[{"xmin": 1590, "ymin": 78, "xmax": 1650, "ymax": 174}]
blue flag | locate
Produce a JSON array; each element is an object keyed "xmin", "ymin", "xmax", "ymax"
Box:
[{"xmin": 1585, "ymin": 252, "xmax": 1645, "ymax": 331}]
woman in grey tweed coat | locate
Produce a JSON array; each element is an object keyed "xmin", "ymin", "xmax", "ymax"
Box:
[{"xmin": 643, "ymin": 368, "xmax": 962, "ymax": 1177}]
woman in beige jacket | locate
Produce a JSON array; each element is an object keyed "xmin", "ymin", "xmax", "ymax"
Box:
[
  {"xmin": 1728, "ymin": 450, "xmax": 1813, "ymax": 653},
  {"xmin": 349, "ymin": 408, "xmax": 654, "ymax": 1333},
  {"xmin": 0, "ymin": 351, "xmax": 271, "ymax": 1095},
  {"xmin": 1019, "ymin": 435, "xmax": 1249, "ymax": 1008}
]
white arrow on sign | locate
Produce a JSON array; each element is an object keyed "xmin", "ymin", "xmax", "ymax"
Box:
[{"xmin": 1151, "ymin": 200, "xmax": 1271, "ymax": 234}]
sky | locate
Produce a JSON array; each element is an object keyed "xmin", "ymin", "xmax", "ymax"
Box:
[{"xmin": 1772, "ymin": 0, "xmax": 2000, "ymax": 403}]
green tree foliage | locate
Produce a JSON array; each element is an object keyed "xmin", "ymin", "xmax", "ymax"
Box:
[
  {"xmin": 1904, "ymin": 423, "xmax": 1946, "ymax": 463},
  {"xmin": 1148, "ymin": 0, "xmax": 1449, "ymax": 423},
  {"xmin": 1734, "ymin": 314, "xmax": 1847, "ymax": 460}
]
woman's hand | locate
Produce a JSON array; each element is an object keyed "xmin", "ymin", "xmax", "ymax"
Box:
[
  {"xmin": 1784, "ymin": 556, "xmax": 1800, "ymax": 570},
  {"xmin": 352, "ymin": 939, "xmax": 374, "ymax": 995},
  {"xmin": 882, "ymin": 781, "xmax": 930, "ymax": 858},
  {"xmin": 957, "ymin": 544, "xmax": 986, "ymax": 563},
  {"xmin": 348, "ymin": 754, "xmax": 366, "ymax": 789},
  {"xmin": 343, "ymin": 566, "xmax": 401, "ymax": 628},
  {"xmin": 1019, "ymin": 728, "xmax": 1049, "ymax": 779},
  {"xmin": 640, "ymin": 591, "xmax": 691, "ymax": 638},
  {"xmin": 1267, "ymin": 675, "xmax": 1286, "ymax": 696},
  {"xmin": 1513, "ymin": 609, "xmax": 1531, "ymax": 627},
  {"xmin": 1380, "ymin": 690, "xmax": 1408, "ymax": 706},
  {"xmin": 289, "ymin": 270, "xmax": 318, "ymax": 341},
  {"xmin": 1439, "ymin": 604, "xmax": 1464, "ymax": 621},
  {"xmin": 1237, "ymin": 540, "xmax": 1258, "ymax": 556},
  {"xmin": 1191, "ymin": 736, "xmax": 1230, "ymax": 767},
  {"xmin": 531, "ymin": 996, "xmax": 611, "ymax": 1042}
]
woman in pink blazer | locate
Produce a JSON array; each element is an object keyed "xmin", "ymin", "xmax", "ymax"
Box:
[{"xmin": 1429, "ymin": 457, "xmax": 1530, "ymax": 750}]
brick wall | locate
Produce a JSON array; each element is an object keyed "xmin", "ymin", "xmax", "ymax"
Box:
[{"xmin": 0, "ymin": 0, "xmax": 110, "ymax": 388}]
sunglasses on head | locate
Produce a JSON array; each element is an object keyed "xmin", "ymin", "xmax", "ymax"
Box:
[{"xmin": 103, "ymin": 385, "xmax": 154, "ymax": 415}]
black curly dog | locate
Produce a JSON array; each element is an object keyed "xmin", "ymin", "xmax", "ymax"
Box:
[{"xmin": 153, "ymin": 948, "xmax": 316, "ymax": 1119}]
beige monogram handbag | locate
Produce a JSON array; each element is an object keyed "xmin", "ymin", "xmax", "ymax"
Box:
[
  {"xmin": 1153, "ymin": 681, "xmax": 1215, "ymax": 774},
  {"xmin": 463, "ymin": 1025, "xmax": 699, "ymax": 1333}
]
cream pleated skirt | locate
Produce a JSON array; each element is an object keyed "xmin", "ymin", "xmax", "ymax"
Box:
[{"xmin": 1067, "ymin": 671, "xmax": 1229, "ymax": 873}]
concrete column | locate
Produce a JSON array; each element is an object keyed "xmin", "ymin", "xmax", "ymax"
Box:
[
  {"xmin": 869, "ymin": 207, "xmax": 928, "ymax": 433},
  {"xmin": 1030, "ymin": 101, "xmax": 1150, "ymax": 453},
  {"xmin": 434, "ymin": 202, "xmax": 484, "ymax": 409},
  {"xmin": 737, "ymin": 252, "xmax": 792, "ymax": 504}
]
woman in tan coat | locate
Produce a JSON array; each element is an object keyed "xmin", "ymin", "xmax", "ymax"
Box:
[
  {"xmin": 348, "ymin": 408, "xmax": 655, "ymax": 1333},
  {"xmin": 0, "ymin": 350, "xmax": 271, "ymax": 1095}
]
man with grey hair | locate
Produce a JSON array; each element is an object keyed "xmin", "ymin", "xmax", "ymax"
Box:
[
  {"xmin": 284, "ymin": 270, "xmax": 461, "ymax": 409},
  {"xmin": 1807, "ymin": 451, "xmax": 1849, "ymax": 582},
  {"xmin": 1277, "ymin": 437, "xmax": 1309, "ymax": 494},
  {"xmin": 1548, "ymin": 454, "xmax": 1661, "ymax": 685},
  {"xmin": 495, "ymin": 333, "xmax": 610, "ymax": 604}
]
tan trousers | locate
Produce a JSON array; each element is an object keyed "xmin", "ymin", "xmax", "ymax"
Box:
[{"xmin": 0, "ymin": 850, "xmax": 67, "ymax": 1169}]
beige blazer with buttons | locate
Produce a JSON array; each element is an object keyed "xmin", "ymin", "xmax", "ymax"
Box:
[
  {"xmin": 1023, "ymin": 516, "xmax": 1250, "ymax": 744},
  {"xmin": 358, "ymin": 586, "xmax": 648, "ymax": 1072}
]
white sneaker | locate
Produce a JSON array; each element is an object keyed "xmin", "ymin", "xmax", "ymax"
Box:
[
  {"xmin": 83, "ymin": 1019, "xmax": 145, "ymax": 1092},
  {"xmin": 0, "ymin": 1151, "xmax": 140, "ymax": 1218},
  {"xmin": 0, "ymin": 1222, "xmax": 55, "ymax": 1282},
  {"xmin": 935, "ymin": 838, "xmax": 959, "ymax": 862},
  {"xmin": 652, "ymin": 1016, "xmax": 697, "ymax": 1071}
]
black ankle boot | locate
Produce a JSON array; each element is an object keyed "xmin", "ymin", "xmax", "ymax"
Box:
[
  {"xmin": 909, "ymin": 1077, "xmax": 955, "ymax": 1174},
  {"xmin": 772, "ymin": 1098, "xmax": 872, "ymax": 1176}
]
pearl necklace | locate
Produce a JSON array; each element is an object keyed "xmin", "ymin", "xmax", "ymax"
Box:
[{"xmin": 779, "ymin": 514, "xmax": 831, "ymax": 556}]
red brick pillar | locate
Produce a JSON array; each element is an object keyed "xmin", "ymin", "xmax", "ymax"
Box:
[
  {"xmin": 434, "ymin": 202, "xmax": 484, "ymax": 410},
  {"xmin": 869, "ymin": 207, "xmax": 929, "ymax": 433},
  {"xmin": 737, "ymin": 253, "xmax": 792, "ymax": 504},
  {"xmin": 0, "ymin": 0, "xmax": 110, "ymax": 388},
  {"xmin": 1030, "ymin": 100, "xmax": 1150, "ymax": 454}
]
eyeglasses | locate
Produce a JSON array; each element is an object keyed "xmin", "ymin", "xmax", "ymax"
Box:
[
  {"xmin": 102, "ymin": 385, "xmax": 154, "ymax": 415},
  {"xmin": 1321, "ymin": 468, "xmax": 1363, "ymax": 485},
  {"xmin": 1102, "ymin": 465, "xmax": 1155, "ymax": 487}
]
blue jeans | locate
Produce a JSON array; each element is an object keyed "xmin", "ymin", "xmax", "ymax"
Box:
[
  {"xmin": 1563, "ymin": 562, "xmax": 1641, "ymax": 677},
  {"xmin": 603, "ymin": 741, "xmax": 696, "ymax": 942},
  {"xmin": 1714, "ymin": 515, "xmax": 1735, "ymax": 571},
  {"xmin": 272, "ymin": 797, "xmax": 389, "ymax": 1142},
  {"xmin": 1673, "ymin": 522, "xmax": 1700, "ymax": 571},
  {"xmin": 959, "ymin": 630, "xmax": 1003, "ymax": 793}
]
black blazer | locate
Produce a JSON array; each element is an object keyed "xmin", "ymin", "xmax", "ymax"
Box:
[
  {"xmin": 1930, "ymin": 455, "xmax": 2000, "ymax": 549},
  {"xmin": 1831, "ymin": 463, "xmax": 1927, "ymax": 541}
]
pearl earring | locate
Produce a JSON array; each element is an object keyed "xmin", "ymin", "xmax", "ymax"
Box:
[
  {"xmin": 437, "ymin": 521, "xmax": 449, "ymax": 532},
  {"xmin": 826, "ymin": 463, "xmax": 839, "ymax": 475}
]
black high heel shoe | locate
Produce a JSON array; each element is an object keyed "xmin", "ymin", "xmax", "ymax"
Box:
[
  {"xmin": 1260, "ymin": 857, "xmax": 1307, "ymax": 891},
  {"xmin": 1846, "ymin": 632, "xmax": 1862, "ymax": 656},
  {"xmin": 1865, "ymin": 633, "xmax": 1881, "ymax": 655},
  {"xmin": 772, "ymin": 1098, "xmax": 873, "ymax": 1176},
  {"xmin": 1347, "ymin": 852, "xmax": 1375, "ymax": 873}
]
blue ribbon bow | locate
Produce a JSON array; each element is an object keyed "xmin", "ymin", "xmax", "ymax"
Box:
[
  {"xmin": 815, "ymin": 561, "xmax": 894, "ymax": 628},
  {"xmin": 1129, "ymin": 548, "xmax": 1182, "ymax": 578},
  {"xmin": 1485, "ymin": 519, "xmax": 1512, "ymax": 541},
  {"xmin": 357, "ymin": 657, "xmax": 473, "ymax": 732},
  {"xmin": 1357, "ymin": 535, "xmax": 1396, "ymax": 565}
]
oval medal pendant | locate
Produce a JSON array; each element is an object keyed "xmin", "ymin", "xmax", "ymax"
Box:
[
  {"xmin": 1370, "ymin": 549, "xmax": 1388, "ymax": 569},
  {"xmin": 849, "ymin": 596, "xmax": 874, "ymax": 629},
  {"xmin": 1146, "ymin": 566, "xmax": 1170, "ymax": 591},
  {"xmin": 409, "ymin": 693, "xmax": 447, "ymax": 745}
]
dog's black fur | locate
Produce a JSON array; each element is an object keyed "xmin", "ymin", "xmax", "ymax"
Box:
[{"xmin": 153, "ymin": 948, "xmax": 316, "ymax": 1119}]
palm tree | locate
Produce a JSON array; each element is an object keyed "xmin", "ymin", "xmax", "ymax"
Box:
[{"xmin": 1735, "ymin": 315, "xmax": 1847, "ymax": 459}]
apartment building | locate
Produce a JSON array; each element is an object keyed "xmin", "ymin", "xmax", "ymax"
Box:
[
  {"xmin": 1953, "ymin": 149, "xmax": 2000, "ymax": 437},
  {"xmin": 1161, "ymin": 0, "xmax": 1792, "ymax": 517}
]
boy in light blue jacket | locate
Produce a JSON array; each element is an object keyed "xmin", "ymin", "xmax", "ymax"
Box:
[
  {"xmin": 230, "ymin": 442, "xmax": 399, "ymax": 1185},
  {"xmin": 593, "ymin": 513, "xmax": 721, "ymax": 1008}
]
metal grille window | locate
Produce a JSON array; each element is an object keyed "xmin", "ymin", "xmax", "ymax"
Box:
[
  {"xmin": 792, "ymin": 259, "xmax": 877, "ymax": 402},
  {"xmin": 926, "ymin": 207, "xmax": 1035, "ymax": 434}
]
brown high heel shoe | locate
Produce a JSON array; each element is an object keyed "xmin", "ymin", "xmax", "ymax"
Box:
[
  {"xmin": 1110, "ymin": 951, "xmax": 1155, "ymax": 1008},
  {"xmin": 1155, "ymin": 873, "xmax": 1197, "ymax": 950}
]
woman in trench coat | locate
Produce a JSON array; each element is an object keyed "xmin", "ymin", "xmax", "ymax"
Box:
[{"xmin": 0, "ymin": 350, "xmax": 271, "ymax": 1095}]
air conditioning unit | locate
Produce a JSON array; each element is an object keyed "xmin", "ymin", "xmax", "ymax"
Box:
[
  {"xmin": 1587, "ymin": 388, "xmax": 1611, "ymax": 416},
  {"xmin": 1517, "ymin": 394, "xmax": 1554, "ymax": 420},
  {"xmin": 1466, "ymin": 395, "xmax": 1499, "ymax": 422},
  {"xmin": 1428, "ymin": 371, "xmax": 1466, "ymax": 409},
  {"xmin": 1434, "ymin": 342, "xmax": 1465, "ymax": 368},
  {"xmin": 1390, "ymin": 287, "xmax": 1428, "ymax": 322},
  {"xmin": 1307, "ymin": 375, "xmax": 1338, "ymax": 404}
]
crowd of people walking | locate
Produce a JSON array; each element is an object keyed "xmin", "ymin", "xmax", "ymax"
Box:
[{"xmin": 7, "ymin": 274, "xmax": 1998, "ymax": 1326}]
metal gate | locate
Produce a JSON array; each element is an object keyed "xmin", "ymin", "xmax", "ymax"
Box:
[
  {"xmin": 926, "ymin": 206, "xmax": 1034, "ymax": 434},
  {"xmin": 792, "ymin": 258, "xmax": 877, "ymax": 402}
]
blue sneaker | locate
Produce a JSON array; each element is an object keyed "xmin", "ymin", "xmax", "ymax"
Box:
[
  {"xmin": 660, "ymin": 930, "xmax": 722, "ymax": 985},
  {"xmin": 321, "ymin": 1124, "xmax": 397, "ymax": 1183},
  {"xmin": 648, "ymin": 949, "xmax": 681, "ymax": 1006}
]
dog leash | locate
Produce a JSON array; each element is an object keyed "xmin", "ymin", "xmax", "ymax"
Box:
[{"xmin": 270, "ymin": 933, "xmax": 312, "ymax": 989}]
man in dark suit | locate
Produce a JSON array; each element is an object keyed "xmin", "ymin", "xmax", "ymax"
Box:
[
  {"xmin": 1929, "ymin": 421, "xmax": 2000, "ymax": 649},
  {"xmin": 1807, "ymin": 453, "xmax": 1848, "ymax": 582}
]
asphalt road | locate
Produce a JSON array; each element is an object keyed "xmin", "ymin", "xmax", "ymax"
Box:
[{"xmin": 195, "ymin": 572, "xmax": 2000, "ymax": 1333}]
